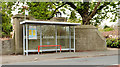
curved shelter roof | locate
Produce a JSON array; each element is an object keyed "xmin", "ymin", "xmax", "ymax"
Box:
[{"xmin": 20, "ymin": 20, "xmax": 81, "ymax": 26}]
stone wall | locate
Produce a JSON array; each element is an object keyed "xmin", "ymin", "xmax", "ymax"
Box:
[
  {"xmin": 0, "ymin": 39, "xmax": 15, "ymax": 55},
  {"xmin": 75, "ymin": 25, "xmax": 107, "ymax": 51},
  {"xmin": 12, "ymin": 14, "xmax": 31, "ymax": 54},
  {"xmin": 0, "ymin": 39, "xmax": 2, "ymax": 55},
  {"xmin": 50, "ymin": 17, "xmax": 67, "ymax": 22}
]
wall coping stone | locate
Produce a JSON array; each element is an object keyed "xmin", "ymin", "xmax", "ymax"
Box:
[
  {"xmin": 0, "ymin": 38, "xmax": 12, "ymax": 41},
  {"xmin": 12, "ymin": 14, "xmax": 31, "ymax": 19},
  {"xmin": 75, "ymin": 25, "xmax": 97, "ymax": 29}
]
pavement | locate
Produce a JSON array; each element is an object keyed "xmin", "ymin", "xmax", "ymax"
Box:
[{"xmin": 1, "ymin": 48, "xmax": 120, "ymax": 65}]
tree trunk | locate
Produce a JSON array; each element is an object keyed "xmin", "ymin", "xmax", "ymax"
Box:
[
  {"xmin": 82, "ymin": 17, "xmax": 87, "ymax": 25},
  {"xmin": 81, "ymin": 13, "xmax": 90, "ymax": 25}
]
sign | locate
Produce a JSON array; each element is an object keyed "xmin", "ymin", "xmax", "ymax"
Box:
[
  {"xmin": 25, "ymin": 10, "xmax": 29, "ymax": 16},
  {"xmin": 29, "ymin": 26, "xmax": 37, "ymax": 39}
]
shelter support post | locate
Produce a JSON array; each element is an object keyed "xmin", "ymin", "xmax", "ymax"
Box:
[
  {"xmin": 39, "ymin": 25, "xmax": 42, "ymax": 54},
  {"xmin": 23, "ymin": 25, "xmax": 25, "ymax": 55},
  {"xmin": 38, "ymin": 25, "xmax": 39, "ymax": 54},
  {"xmin": 69, "ymin": 26, "xmax": 71, "ymax": 52},
  {"xmin": 55, "ymin": 26, "xmax": 57, "ymax": 53},
  {"xmin": 26, "ymin": 24, "xmax": 28, "ymax": 56},
  {"xmin": 73, "ymin": 26, "xmax": 75, "ymax": 52}
]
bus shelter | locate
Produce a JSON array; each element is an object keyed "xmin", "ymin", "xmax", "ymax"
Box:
[{"xmin": 20, "ymin": 20, "xmax": 81, "ymax": 56}]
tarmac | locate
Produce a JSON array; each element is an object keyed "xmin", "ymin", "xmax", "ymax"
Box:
[{"xmin": 1, "ymin": 48, "xmax": 120, "ymax": 64}]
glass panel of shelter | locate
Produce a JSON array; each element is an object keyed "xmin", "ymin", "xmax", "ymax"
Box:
[
  {"xmin": 57, "ymin": 26, "xmax": 69, "ymax": 49},
  {"xmin": 71, "ymin": 26, "xmax": 74, "ymax": 49},
  {"xmin": 42, "ymin": 25, "xmax": 56, "ymax": 50}
]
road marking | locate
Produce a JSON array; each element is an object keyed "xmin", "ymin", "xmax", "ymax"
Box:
[{"xmin": 111, "ymin": 64, "xmax": 118, "ymax": 65}]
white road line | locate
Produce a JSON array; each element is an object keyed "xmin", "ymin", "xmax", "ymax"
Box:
[{"xmin": 111, "ymin": 64, "xmax": 119, "ymax": 65}]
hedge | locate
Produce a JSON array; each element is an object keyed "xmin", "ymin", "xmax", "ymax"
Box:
[{"xmin": 106, "ymin": 38, "xmax": 120, "ymax": 48}]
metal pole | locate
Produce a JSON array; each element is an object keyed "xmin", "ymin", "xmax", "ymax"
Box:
[
  {"xmin": 73, "ymin": 26, "xmax": 75, "ymax": 52},
  {"xmin": 23, "ymin": 25, "xmax": 25, "ymax": 55},
  {"xmin": 37, "ymin": 25, "xmax": 39, "ymax": 55},
  {"xmin": 40, "ymin": 25, "xmax": 42, "ymax": 54},
  {"xmin": 26, "ymin": 24, "xmax": 28, "ymax": 56},
  {"xmin": 69, "ymin": 26, "xmax": 71, "ymax": 52},
  {"xmin": 55, "ymin": 26, "xmax": 57, "ymax": 53}
]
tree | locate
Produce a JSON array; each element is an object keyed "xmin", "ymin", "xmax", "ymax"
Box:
[
  {"xmin": 25, "ymin": 2, "xmax": 119, "ymax": 26},
  {"xmin": 3, "ymin": 1, "xmax": 120, "ymax": 26}
]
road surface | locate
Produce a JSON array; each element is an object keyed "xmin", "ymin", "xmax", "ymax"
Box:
[{"xmin": 6, "ymin": 55, "xmax": 119, "ymax": 65}]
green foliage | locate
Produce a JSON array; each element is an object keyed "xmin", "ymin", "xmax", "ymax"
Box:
[
  {"xmin": 1, "ymin": 11, "xmax": 12, "ymax": 37},
  {"xmin": 98, "ymin": 28, "xmax": 104, "ymax": 32},
  {"xmin": 104, "ymin": 25, "xmax": 110, "ymax": 29},
  {"xmin": 98, "ymin": 26, "xmax": 114, "ymax": 32},
  {"xmin": 69, "ymin": 11, "xmax": 77, "ymax": 20},
  {"xmin": 103, "ymin": 27, "xmax": 114, "ymax": 32},
  {"xmin": 1, "ymin": 2, "xmax": 14, "ymax": 17},
  {"xmin": 1, "ymin": 2, "xmax": 13, "ymax": 37},
  {"xmin": 67, "ymin": 19, "xmax": 82, "ymax": 23},
  {"xmin": 91, "ymin": 2, "xmax": 119, "ymax": 25},
  {"xmin": 106, "ymin": 38, "xmax": 120, "ymax": 48},
  {"xmin": 26, "ymin": 2, "xmax": 56, "ymax": 20},
  {"xmin": 68, "ymin": 10, "xmax": 81, "ymax": 23}
]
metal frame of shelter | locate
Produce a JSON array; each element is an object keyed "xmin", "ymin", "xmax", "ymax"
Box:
[{"xmin": 20, "ymin": 20, "xmax": 81, "ymax": 56}]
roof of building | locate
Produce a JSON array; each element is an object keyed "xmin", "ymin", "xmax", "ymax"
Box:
[{"xmin": 20, "ymin": 20, "xmax": 81, "ymax": 26}]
